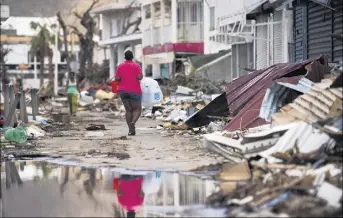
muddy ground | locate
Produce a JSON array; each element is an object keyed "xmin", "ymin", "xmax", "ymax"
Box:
[{"xmin": 6, "ymin": 111, "xmax": 222, "ymax": 171}]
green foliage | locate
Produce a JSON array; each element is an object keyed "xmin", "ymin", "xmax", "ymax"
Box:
[{"xmin": 29, "ymin": 22, "xmax": 62, "ymax": 56}]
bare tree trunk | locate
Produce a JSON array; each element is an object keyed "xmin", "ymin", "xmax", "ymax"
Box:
[
  {"xmin": 0, "ymin": 44, "xmax": 10, "ymax": 89},
  {"xmin": 86, "ymin": 43, "xmax": 94, "ymax": 80},
  {"xmin": 79, "ymin": 49, "xmax": 87, "ymax": 81},
  {"xmin": 57, "ymin": 12, "xmax": 71, "ymax": 73},
  {"xmin": 48, "ymin": 48, "xmax": 53, "ymax": 81},
  {"xmin": 39, "ymin": 53, "xmax": 45, "ymax": 87}
]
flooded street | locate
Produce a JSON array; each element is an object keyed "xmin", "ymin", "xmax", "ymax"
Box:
[
  {"xmin": 2, "ymin": 111, "xmax": 222, "ymax": 171},
  {"xmin": 1, "ymin": 160, "xmax": 226, "ymax": 217}
]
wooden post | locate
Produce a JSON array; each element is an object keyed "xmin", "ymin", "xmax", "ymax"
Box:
[
  {"xmin": 4, "ymin": 93, "xmax": 21, "ymax": 127},
  {"xmin": 31, "ymin": 88, "xmax": 39, "ymax": 120},
  {"xmin": 19, "ymin": 86, "xmax": 28, "ymax": 123},
  {"xmin": 3, "ymin": 84, "xmax": 9, "ymax": 122},
  {"xmin": 8, "ymin": 85, "xmax": 16, "ymax": 126}
]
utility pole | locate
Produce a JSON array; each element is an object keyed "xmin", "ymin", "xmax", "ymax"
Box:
[{"xmin": 54, "ymin": 21, "xmax": 59, "ymax": 96}]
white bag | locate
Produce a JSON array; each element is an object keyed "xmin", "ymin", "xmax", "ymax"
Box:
[
  {"xmin": 142, "ymin": 172, "xmax": 162, "ymax": 195},
  {"xmin": 141, "ymin": 77, "xmax": 163, "ymax": 107}
]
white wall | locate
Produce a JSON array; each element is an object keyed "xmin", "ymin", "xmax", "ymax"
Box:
[
  {"xmin": 215, "ymin": 0, "xmax": 244, "ymax": 21},
  {"xmin": 4, "ymin": 43, "xmax": 81, "ymax": 65},
  {"xmin": 101, "ymin": 9, "xmax": 141, "ymax": 40},
  {"xmin": 4, "ymin": 44, "xmax": 31, "ymax": 64}
]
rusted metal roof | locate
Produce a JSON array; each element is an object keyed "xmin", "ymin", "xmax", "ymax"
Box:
[{"xmin": 225, "ymin": 56, "xmax": 324, "ymax": 131}]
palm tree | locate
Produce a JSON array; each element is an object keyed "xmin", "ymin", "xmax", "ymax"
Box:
[{"xmin": 29, "ymin": 22, "xmax": 57, "ymax": 87}]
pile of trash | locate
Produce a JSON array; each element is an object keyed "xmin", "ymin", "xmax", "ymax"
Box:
[
  {"xmin": 200, "ymin": 56, "xmax": 343, "ymax": 216},
  {"xmin": 0, "ymin": 116, "xmax": 52, "ymax": 145},
  {"xmin": 141, "ymin": 85, "xmax": 228, "ymax": 133}
]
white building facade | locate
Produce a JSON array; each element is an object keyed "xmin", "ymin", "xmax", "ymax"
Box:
[
  {"xmin": 92, "ymin": 0, "xmax": 206, "ymax": 80},
  {"xmin": 141, "ymin": 0, "xmax": 205, "ymax": 79},
  {"xmin": 92, "ymin": 1, "xmax": 143, "ymax": 80},
  {"xmin": 1, "ymin": 17, "xmax": 83, "ymax": 89},
  {"xmin": 204, "ymin": 0, "xmax": 294, "ymax": 81}
]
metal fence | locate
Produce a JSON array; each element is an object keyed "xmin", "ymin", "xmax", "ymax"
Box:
[{"xmin": 177, "ymin": 0, "xmax": 204, "ymax": 42}]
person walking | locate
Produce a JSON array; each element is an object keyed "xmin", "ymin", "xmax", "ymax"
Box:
[
  {"xmin": 113, "ymin": 175, "xmax": 144, "ymax": 218},
  {"xmin": 66, "ymin": 71, "xmax": 79, "ymax": 116},
  {"xmin": 115, "ymin": 50, "xmax": 143, "ymax": 136}
]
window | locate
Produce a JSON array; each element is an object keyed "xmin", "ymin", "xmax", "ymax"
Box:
[
  {"xmin": 144, "ymin": 5, "xmax": 151, "ymax": 19},
  {"xmin": 191, "ymin": 3, "xmax": 197, "ymax": 23},
  {"xmin": 164, "ymin": 0, "xmax": 171, "ymax": 19},
  {"xmin": 153, "ymin": 2, "xmax": 161, "ymax": 19},
  {"xmin": 145, "ymin": 65, "xmax": 152, "ymax": 77},
  {"xmin": 210, "ymin": 7, "xmax": 215, "ymax": 30}
]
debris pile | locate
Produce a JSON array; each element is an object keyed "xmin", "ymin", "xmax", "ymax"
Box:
[
  {"xmin": 201, "ymin": 56, "xmax": 343, "ymax": 216},
  {"xmin": 141, "ymin": 87, "xmax": 227, "ymax": 133}
]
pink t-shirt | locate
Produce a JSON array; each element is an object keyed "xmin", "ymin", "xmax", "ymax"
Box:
[
  {"xmin": 116, "ymin": 61, "xmax": 142, "ymax": 94},
  {"xmin": 117, "ymin": 177, "xmax": 144, "ymax": 212}
]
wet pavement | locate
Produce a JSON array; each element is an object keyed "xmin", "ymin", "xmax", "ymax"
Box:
[{"xmin": 0, "ymin": 159, "xmax": 226, "ymax": 217}]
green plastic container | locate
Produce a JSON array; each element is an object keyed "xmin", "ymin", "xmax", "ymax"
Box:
[{"xmin": 4, "ymin": 126, "xmax": 28, "ymax": 143}]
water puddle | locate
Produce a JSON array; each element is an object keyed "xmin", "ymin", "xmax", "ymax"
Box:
[{"xmin": 0, "ymin": 160, "xmax": 227, "ymax": 217}]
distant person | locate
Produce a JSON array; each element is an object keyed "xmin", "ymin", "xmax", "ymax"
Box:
[
  {"xmin": 113, "ymin": 175, "xmax": 144, "ymax": 218},
  {"xmin": 66, "ymin": 71, "xmax": 79, "ymax": 115},
  {"xmin": 115, "ymin": 50, "xmax": 143, "ymax": 135}
]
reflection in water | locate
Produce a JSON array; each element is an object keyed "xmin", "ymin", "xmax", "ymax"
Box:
[
  {"xmin": 115, "ymin": 175, "xmax": 144, "ymax": 218},
  {"xmin": 1, "ymin": 161, "xmax": 225, "ymax": 217}
]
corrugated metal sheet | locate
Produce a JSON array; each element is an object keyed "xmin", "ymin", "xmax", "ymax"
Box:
[
  {"xmin": 294, "ymin": 5, "xmax": 307, "ymax": 62},
  {"xmin": 332, "ymin": 0, "xmax": 343, "ymax": 63},
  {"xmin": 256, "ymin": 14, "xmax": 268, "ymax": 69},
  {"xmin": 225, "ymin": 56, "xmax": 324, "ymax": 131},
  {"xmin": 259, "ymin": 77, "xmax": 314, "ymax": 122},
  {"xmin": 232, "ymin": 43, "xmax": 253, "ymax": 79},
  {"xmin": 294, "ymin": 0, "xmax": 343, "ymax": 63},
  {"xmin": 307, "ymin": 1, "xmax": 333, "ymax": 60},
  {"xmin": 273, "ymin": 10, "xmax": 283, "ymax": 65},
  {"xmin": 257, "ymin": 121, "xmax": 336, "ymax": 163},
  {"xmin": 238, "ymin": 43, "xmax": 253, "ymax": 77},
  {"xmin": 259, "ymin": 82, "xmax": 291, "ymax": 122},
  {"xmin": 273, "ymin": 85, "xmax": 343, "ymax": 125},
  {"xmin": 288, "ymin": 86, "xmax": 343, "ymax": 123}
]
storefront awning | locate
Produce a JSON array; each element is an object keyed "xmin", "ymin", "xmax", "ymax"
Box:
[{"xmin": 144, "ymin": 52, "xmax": 175, "ymax": 65}]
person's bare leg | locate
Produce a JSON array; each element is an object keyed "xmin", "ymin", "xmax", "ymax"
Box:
[
  {"xmin": 122, "ymin": 100, "xmax": 134, "ymax": 133},
  {"xmin": 67, "ymin": 94, "xmax": 73, "ymax": 115},
  {"xmin": 130, "ymin": 101, "xmax": 142, "ymax": 132}
]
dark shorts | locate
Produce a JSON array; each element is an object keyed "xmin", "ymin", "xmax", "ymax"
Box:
[{"xmin": 119, "ymin": 91, "xmax": 142, "ymax": 102}]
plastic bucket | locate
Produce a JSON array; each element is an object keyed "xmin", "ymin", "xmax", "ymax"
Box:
[
  {"xmin": 111, "ymin": 81, "xmax": 120, "ymax": 94},
  {"xmin": 113, "ymin": 178, "xmax": 120, "ymax": 191},
  {"xmin": 4, "ymin": 126, "xmax": 27, "ymax": 143}
]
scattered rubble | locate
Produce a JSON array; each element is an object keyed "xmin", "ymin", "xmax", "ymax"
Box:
[
  {"xmin": 202, "ymin": 58, "xmax": 343, "ymax": 217},
  {"xmin": 1, "ymin": 55, "xmax": 342, "ymax": 217}
]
